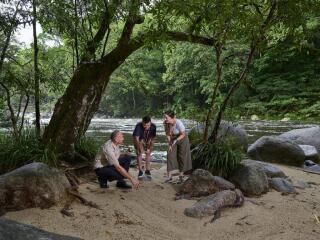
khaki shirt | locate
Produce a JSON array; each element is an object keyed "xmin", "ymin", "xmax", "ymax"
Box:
[{"xmin": 94, "ymin": 140, "xmax": 120, "ymax": 169}]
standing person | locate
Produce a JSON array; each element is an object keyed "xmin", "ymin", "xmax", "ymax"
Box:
[
  {"xmin": 133, "ymin": 116, "xmax": 156, "ymax": 179},
  {"xmin": 163, "ymin": 110, "xmax": 192, "ymax": 183},
  {"xmin": 94, "ymin": 130, "xmax": 140, "ymax": 189}
]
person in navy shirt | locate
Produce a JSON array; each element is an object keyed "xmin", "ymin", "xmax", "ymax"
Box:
[{"xmin": 133, "ymin": 116, "xmax": 156, "ymax": 179}]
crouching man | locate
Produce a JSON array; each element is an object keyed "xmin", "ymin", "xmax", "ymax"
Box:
[{"xmin": 94, "ymin": 130, "xmax": 140, "ymax": 189}]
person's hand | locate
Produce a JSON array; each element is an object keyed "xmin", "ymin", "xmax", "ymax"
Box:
[
  {"xmin": 131, "ymin": 178, "xmax": 140, "ymax": 190},
  {"xmin": 125, "ymin": 147, "xmax": 132, "ymax": 156},
  {"xmin": 168, "ymin": 145, "xmax": 173, "ymax": 152},
  {"xmin": 146, "ymin": 148, "xmax": 151, "ymax": 154}
]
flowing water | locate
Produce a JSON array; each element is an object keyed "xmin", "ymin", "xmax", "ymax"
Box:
[
  {"xmin": 1, "ymin": 116, "xmax": 319, "ymax": 163},
  {"xmin": 84, "ymin": 118, "xmax": 320, "ymax": 163}
]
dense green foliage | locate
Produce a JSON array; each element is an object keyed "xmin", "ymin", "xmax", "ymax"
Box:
[
  {"xmin": 0, "ymin": 130, "xmax": 100, "ymax": 174},
  {"xmin": 192, "ymin": 141, "xmax": 243, "ymax": 178},
  {"xmin": 0, "ymin": 129, "xmax": 57, "ymax": 174}
]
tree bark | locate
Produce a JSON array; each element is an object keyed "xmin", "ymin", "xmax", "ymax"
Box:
[
  {"xmin": 203, "ymin": 44, "xmax": 222, "ymax": 142},
  {"xmin": 32, "ymin": 0, "xmax": 41, "ymax": 137},
  {"xmin": 208, "ymin": 45, "xmax": 256, "ymax": 142},
  {"xmin": 43, "ymin": 62, "xmax": 107, "ymax": 159}
]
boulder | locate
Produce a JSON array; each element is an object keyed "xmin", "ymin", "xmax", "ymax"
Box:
[
  {"xmin": 247, "ymin": 136, "xmax": 305, "ymax": 166},
  {"xmin": 242, "ymin": 159, "xmax": 286, "ymax": 178},
  {"xmin": 280, "ymin": 127, "xmax": 320, "ymax": 153},
  {"xmin": 184, "ymin": 189, "xmax": 244, "ymax": 218},
  {"xmin": 299, "ymin": 145, "xmax": 320, "ymax": 162},
  {"xmin": 179, "ymin": 169, "xmax": 235, "ymax": 197},
  {"xmin": 0, "ymin": 162, "xmax": 71, "ymax": 212},
  {"xmin": 268, "ymin": 178, "xmax": 297, "ymax": 194},
  {"xmin": 0, "ymin": 217, "xmax": 82, "ymax": 240},
  {"xmin": 229, "ymin": 165, "xmax": 268, "ymax": 196},
  {"xmin": 188, "ymin": 121, "xmax": 248, "ymax": 152}
]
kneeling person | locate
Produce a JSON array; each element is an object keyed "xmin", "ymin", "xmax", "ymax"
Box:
[{"xmin": 94, "ymin": 130, "xmax": 140, "ymax": 189}]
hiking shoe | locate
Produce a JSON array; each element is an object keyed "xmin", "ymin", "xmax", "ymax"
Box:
[
  {"xmin": 145, "ymin": 170, "xmax": 151, "ymax": 177},
  {"xmin": 138, "ymin": 170, "xmax": 144, "ymax": 179},
  {"xmin": 116, "ymin": 181, "xmax": 132, "ymax": 189},
  {"xmin": 99, "ymin": 181, "xmax": 109, "ymax": 188}
]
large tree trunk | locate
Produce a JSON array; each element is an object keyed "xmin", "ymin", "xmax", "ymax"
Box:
[{"xmin": 43, "ymin": 62, "xmax": 108, "ymax": 159}]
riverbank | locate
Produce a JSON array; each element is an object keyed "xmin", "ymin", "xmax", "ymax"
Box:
[{"xmin": 4, "ymin": 164, "xmax": 320, "ymax": 240}]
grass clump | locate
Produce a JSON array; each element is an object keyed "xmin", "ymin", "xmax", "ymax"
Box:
[
  {"xmin": 75, "ymin": 136, "xmax": 101, "ymax": 161},
  {"xmin": 192, "ymin": 141, "xmax": 243, "ymax": 178},
  {"xmin": 0, "ymin": 129, "xmax": 57, "ymax": 174}
]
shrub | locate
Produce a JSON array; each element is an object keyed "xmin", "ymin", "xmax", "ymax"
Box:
[
  {"xmin": 0, "ymin": 129, "xmax": 57, "ymax": 174},
  {"xmin": 192, "ymin": 141, "xmax": 243, "ymax": 178}
]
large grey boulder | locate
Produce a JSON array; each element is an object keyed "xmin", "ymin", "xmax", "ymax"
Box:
[
  {"xmin": 242, "ymin": 159, "xmax": 286, "ymax": 178},
  {"xmin": 184, "ymin": 189, "xmax": 244, "ymax": 218},
  {"xmin": 229, "ymin": 165, "xmax": 269, "ymax": 196},
  {"xmin": 0, "ymin": 218, "xmax": 82, "ymax": 240},
  {"xmin": 280, "ymin": 127, "xmax": 320, "ymax": 153},
  {"xmin": 247, "ymin": 136, "xmax": 305, "ymax": 166},
  {"xmin": 0, "ymin": 162, "xmax": 71, "ymax": 212},
  {"xmin": 268, "ymin": 178, "xmax": 297, "ymax": 194},
  {"xmin": 299, "ymin": 145, "xmax": 320, "ymax": 162},
  {"xmin": 188, "ymin": 121, "xmax": 248, "ymax": 152},
  {"xmin": 179, "ymin": 169, "xmax": 235, "ymax": 197}
]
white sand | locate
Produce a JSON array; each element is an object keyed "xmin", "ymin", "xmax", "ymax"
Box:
[{"xmin": 4, "ymin": 165, "xmax": 320, "ymax": 240}]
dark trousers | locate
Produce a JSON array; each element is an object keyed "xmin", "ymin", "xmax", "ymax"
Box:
[{"xmin": 95, "ymin": 155, "xmax": 131, "ymax": 184}]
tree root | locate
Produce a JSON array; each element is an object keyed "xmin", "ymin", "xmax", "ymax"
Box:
[
  {"xmin": 67, "ymin": 189, "xmax": 100, "ymax": 209},
  {"xmin": 65, "ymin": 171, "xmax": 80, "ymax": 189}
]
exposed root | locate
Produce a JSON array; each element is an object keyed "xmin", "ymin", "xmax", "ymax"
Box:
[
  {"xmin": 65, "ymin": 171, "xmax": 81, "ymax": 189},
  {"xmin": 68, "ymin": 189, "xmax": 100, "ymax": 209}
]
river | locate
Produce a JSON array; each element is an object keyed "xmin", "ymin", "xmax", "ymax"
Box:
[
  {"xmin": 1, "ymin": 116, "xmax": 319, "ymax": 163},
  {"xmin": 84, "ymin": 118, "xmax": 319, "ymax": 163}
]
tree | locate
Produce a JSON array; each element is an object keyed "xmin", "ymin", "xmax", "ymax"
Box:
[
  {"xmin": 32, "ymin": 0, "xmax": 41, "ymax": 136},
  {"xmin": 37, "ymin": 0, "xmax": 216, "ymax": 160}
]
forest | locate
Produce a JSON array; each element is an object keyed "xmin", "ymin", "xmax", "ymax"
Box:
[{"xmin": 1, "ymin": 0, "xmax": 320, "ymax": 166}]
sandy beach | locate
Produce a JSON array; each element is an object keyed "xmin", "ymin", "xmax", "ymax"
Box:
[{"xmin": 4, "ymin": 164, "xmax": 320, "ymax": 240}]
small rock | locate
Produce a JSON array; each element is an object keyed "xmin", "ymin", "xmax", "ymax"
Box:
[
  {"xmin": 293, "ymin": 180, "xmax": 310, "ymax": 189},
  {"xmin": 306, "ymin": 164, "xmax": 320, "ymax": 173},
  {"xmin": 268, "ymin": 177, "xmax": 297, "ymax": 194}
]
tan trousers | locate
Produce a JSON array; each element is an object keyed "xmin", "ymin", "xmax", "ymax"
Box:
[{"xmin": 167, "ymin": 136, "xmax": 192, "ymax": 173}]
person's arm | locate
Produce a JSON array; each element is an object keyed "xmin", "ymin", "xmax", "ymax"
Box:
[
  {"xmin": 113, "ymin": 163, "xmax": 140, "ymax": 189},
  {"xmin": 133, "ymin": 136, "xmax": 141, "ymax": 154},
  {"xmin": 146, "ymin": 138, "xmax": 155, "ymax": 152},
  {"xmin": 172, "ymin": 120, "xmax": 186, "ymax": 145},
  {"xmin": 133, "ymin": 124, "xmax": 142, "ymax": 154}
]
